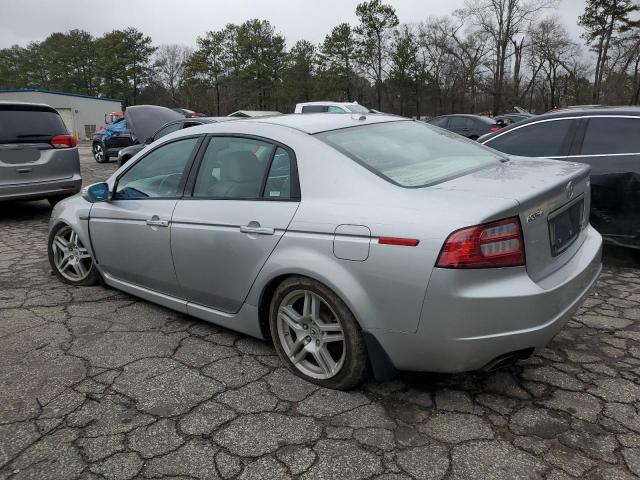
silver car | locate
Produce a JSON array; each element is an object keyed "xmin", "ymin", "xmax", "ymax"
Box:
[
  {"xmin": 48, "ymin": 114, "xmax": 602, "ymax": 389},
  {"xmin": 1, "ymin": 102, "xmax": 81, "ymax": 205}
]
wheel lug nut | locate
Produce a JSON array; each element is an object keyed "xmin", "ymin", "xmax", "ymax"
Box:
[
  {"xmin": 315, "ymin": 340, "xmax": 320, "ymax": 346},
  {"xmin": 303, "ymin": 324, "xmax": 308, "ymax": 330}
]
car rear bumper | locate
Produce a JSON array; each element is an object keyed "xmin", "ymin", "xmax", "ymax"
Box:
[
  {"xmin": 370, "ymin": 225, "xmax": 602, "ymax": 373},
  {"xmin": 0, "ymin": 174, "xmax": 82, "ymax": 202}
]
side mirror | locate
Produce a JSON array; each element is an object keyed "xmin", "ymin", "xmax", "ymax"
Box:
[{"xmin": 82, "ymin": 182, "xmax": 111, "ymax": 203}]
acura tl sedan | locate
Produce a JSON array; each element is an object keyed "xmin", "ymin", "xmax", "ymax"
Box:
[{"xmin": 48, "ymin": 114, "xmax": 602, "ymax": 389}]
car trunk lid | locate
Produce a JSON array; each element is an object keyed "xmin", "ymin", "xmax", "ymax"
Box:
[{"xmin": 432, "ymin": 157, "xmax": 591, "ymax": 282}]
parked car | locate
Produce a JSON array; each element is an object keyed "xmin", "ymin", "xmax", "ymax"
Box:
[
  {"xmin": 116, "ymin": 117, "xmax": 233, "ymax": 167},
  {"xmin": 227, "ymin": 110, "xmax": 281, "ymax": 118},
  {"xmin": 494, "ymin": 113, "xmax": 534, "ymax": 129},
  {"xmin": 294, "ymin": 101, "xmax": 370, "ymax": 114},
  {"xmin": 49, "ymin": 114, "xmax": 602, "ymax": 389},
  {"xmin": 426, "ymin": 114, "xmax": 499, "ymax": 139},
  {"xmin": 92, "ymin": 105, "xmax": 183, "ymax": 163},
  {"xmin": 171, "ymin": 108, "xmax": 206, "ymax": 118},
  {"xmin": 0, "ymin": 101, "xmax": 80, "ymax": 206},
  {"xmin": 480, "ymin": 107, "xmax": 640, "ymax": 249}
]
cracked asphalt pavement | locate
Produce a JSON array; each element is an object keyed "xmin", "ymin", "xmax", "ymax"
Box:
[{"xmin": 1, "ymin": 146, "xmax": 640, "ymax": 480}]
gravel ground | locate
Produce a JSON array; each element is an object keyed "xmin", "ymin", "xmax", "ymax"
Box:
[{"xmin": 1, "ymin": 145, "xmax": 640, "ymax": 480}]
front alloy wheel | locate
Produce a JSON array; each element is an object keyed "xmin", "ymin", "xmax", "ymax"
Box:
[
  {"xmin": 270, "ymin": 276, "xmax": 367, "ymax": 389},
  {"xmin": 93, "ymin": 143, "xmax": 106, "ymax": 163},
  {"xmin": 48, "ymin": 224, "xmax": 98, "ymax": 286}
]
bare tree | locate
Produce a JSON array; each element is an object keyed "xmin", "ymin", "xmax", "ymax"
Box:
[
  {"xmin": 154, "ymin": 44, "xmax": 193, "ymax": 106},
  {"xmin": 462, "ymin": 0, "xmax": 556, "ymax": 114}
]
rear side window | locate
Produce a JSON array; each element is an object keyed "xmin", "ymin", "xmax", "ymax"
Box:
[
  {"xmin": 317, "ymin": 121, "xmax": 502, "ymax": 188},
  {"xmin": 449, "ymin": 117, "xmax": 474, "ymax": 129},
  {"xmin": 581, "ymin": 117, "xmax": 640, "ymax": 155},
  {"xmin": 0, "ymin": 106, "xmax": 67, "ymax": 142},
  {"xmin": 485, "ymin": 119, "xmax": 574, "ymax": 157},
  {"xmin": 301, "ymin": 105, "xmax": 329, "ymax": 113}
]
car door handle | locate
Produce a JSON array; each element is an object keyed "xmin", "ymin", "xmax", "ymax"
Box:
[
  {"xmin": 240, "ymin": 225, "xmax": 275, "ymax": 235},
  {"xmin": 146, "ymin": 218, "xmax": 169, "ymax": 227}
]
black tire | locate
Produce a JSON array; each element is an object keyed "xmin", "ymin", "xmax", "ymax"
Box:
[
  {"xmin": 93, "ymin": 142, "xmax": 107, "ymax": 163},
  {"xmin": 48, "ymin": 223, "xmax": 100, "ymax": 286},
  {"xmin": 269, "ymin": 276, "xmax": 368, "ymax": 390}
]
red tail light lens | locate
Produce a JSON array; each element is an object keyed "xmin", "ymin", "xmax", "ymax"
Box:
[
  {"xmin": 51, "ymin": 135, "xmax": 77, "ymax": 149},
  {"xmin": 490, "ymin": 126, "xmax": 501, "ymax": 132},
  {"xmin": 436, "ymin": 217, "xmax": 525, "ymax": 268}
]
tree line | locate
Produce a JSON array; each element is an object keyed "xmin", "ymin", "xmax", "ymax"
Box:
[{"xmin": 0, "ymin": 0, "xmax": 638, "ymax": 117}]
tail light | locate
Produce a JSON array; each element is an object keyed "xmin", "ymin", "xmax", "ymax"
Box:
[
  {"xmin": 436, "ymin": 217, "xmax": 525, "ymax": 268},
  {"xmin": 490, "ymin": 126, "xmax": 502, "ymax": 132},
  {"xmin": 51, "ymin": 135, "xmax": 78, "ymax": 149}
]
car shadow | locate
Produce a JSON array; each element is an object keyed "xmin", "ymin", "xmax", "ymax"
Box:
[
  {"xmin": 602, "ymin": 244, "xmax": 640, "ymax": 268},
  {"xmin": 0, "ymin": 200, "xmax": 52, "ymax": 223}
]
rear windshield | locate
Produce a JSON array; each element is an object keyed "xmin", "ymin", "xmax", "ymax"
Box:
[
  {"xmin": 317, "ymin": 121, "xmax": 503, "ymax": 188},
  {"xmin": 0, "ymin": 107, "xmax": 67, "ymax": 142}
]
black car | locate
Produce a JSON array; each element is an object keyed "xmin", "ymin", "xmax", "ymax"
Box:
[
  {"xmin": 116, "ymin": 116, "xmax": 234, "ymax": 167},
  {"xmin": 92, "ymin": 106, "xmax": 183, "ymax": 163},
  {"xmin": 426, "ymin": 114, "xmax": 499, "ymax": 139},
  {"xmin": 480, "ymin": 107, "xmax": 640, "ymax": 249},
  {"xmin": 494, "ymin": 113, "xmax": 534, "ymax": 128}
]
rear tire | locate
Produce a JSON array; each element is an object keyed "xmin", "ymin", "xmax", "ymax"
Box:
[
  {"xmin": 93, "ymin": 142, "xmax": 107, "ymax": 163},
  {"xmin": 48, "ymin": 223, "xmax": 99, "ymax": 286},
  {"xmin": 269, "ymin": 276, "xmax": 368, "ymax": 390}
]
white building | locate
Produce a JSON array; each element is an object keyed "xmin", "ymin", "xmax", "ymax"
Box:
[{"xmin": 0, "ymin": 88, "xmax": 122, "ymax": 140}]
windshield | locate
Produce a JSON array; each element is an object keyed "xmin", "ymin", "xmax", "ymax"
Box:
[
  {"xmin": 345, "ymin": 104, "xmax": 369, "ymax": 113},
  {"xmin": 317, "ymin": 121, "xmax": 503, "ymax": 188}
]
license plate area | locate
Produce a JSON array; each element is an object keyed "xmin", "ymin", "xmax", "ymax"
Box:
[{"xmin": 548, "ymin": 197, "xmax": 584, "ymax": 257}]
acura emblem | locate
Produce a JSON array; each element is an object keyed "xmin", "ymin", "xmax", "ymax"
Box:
[{"xmin": 565, "ymin": 181, "xmax": 574, "ymax": 199}]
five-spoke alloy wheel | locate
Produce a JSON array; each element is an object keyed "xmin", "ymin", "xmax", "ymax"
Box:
[
  {"xmin": 48, "ymin": 224, "xmax": 99, "ymax": 286},
  {"xmin": 92, "ymin": 142, "xmax": 106, "ymax": 163},
  {"xmin": 270, "ymin": 276, "xmax": 367, "ymax": 389}
]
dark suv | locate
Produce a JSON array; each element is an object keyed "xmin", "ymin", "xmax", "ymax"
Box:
[
  {"xmin": 0, "ymin": 102, "xmax": 81, "ymax": 206},
  {"xmin": 480, "ymin": 107, "xmax": 640, "ymax": 249}
]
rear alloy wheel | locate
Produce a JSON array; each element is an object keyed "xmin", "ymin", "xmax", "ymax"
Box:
[
  {"xmin": 93, "ymin": 143, "xmax": 106, "ymax": 163},
  {"xmin": 270, "ymin": 276, "xmax": 367, "ymax": 389},
  {"xmin": 48, "ymin": 224, "xmax": 99, "ymax": 286}
]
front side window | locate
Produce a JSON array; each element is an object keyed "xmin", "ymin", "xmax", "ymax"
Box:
[
  {"xmin": 485, "ymin": 119, "xmax": 574, "ymax": 158},
  {"xmin": 428, "ymin": 117, "xmax": 448, "ymax": 128},
  {"xmin": 345, "ymin": 104, "xmax": 369, "ymax": 113},
  {"xmin": 581, "ymin": 117, "xmax": 640, "ymax": 155},
  {"xmin": 318, "ymin": 121, "xmax": 502, "ymax": 188},
  {"xmin": 193, "ymin": 137, "xmax": 274, "ymax": 199},
  {"xmin": 115, "ymin": 137, "xmax": 198, "ymax": 199}
]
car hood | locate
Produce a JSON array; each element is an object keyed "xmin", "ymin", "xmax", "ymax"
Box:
[{"xmin": 124, "ymin": 106, "xmax": 183, "ymax": 144}]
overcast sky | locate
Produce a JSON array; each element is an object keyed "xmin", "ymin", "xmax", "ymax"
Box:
[{"xmin": 0, "ymin": 0, "xmax": 586, "ymax": 49}]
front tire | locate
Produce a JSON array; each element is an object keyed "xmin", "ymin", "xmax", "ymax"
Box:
[
  {"xmin": 48, "ymin": 223, "xmax": 99, "ymax": 286},
  {"xmin": 269, "ymin": 276, "xmax": 368, "ymax": 390},
  {"xmin": 93, "ymin": 142, "xmax": 107, "ymax": 163}
]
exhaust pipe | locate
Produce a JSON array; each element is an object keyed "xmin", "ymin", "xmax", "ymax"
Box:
[{"xmin": 481, "ymin": 348, "xmax": 534, "ymax": 373}]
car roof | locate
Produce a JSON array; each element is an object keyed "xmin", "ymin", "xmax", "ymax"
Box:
[
  {"xmin": 243, "ymin": 112, "xmax": 409, "ymax": 134},
  {"xmin": 0, "ymin": 100, "xmax": 58, "ymax": 113},
  {"xmin": 480, "ymin": 106, "xmax": 640, "ymax": 142},
  {"xmin": 297, "ymin": 101, "xmax": 361, "ymax": 106}
]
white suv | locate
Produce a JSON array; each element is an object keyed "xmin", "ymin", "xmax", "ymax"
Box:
[{"xmin": 294, "ymin": 101, "xmax": 370, "ymax": 114}]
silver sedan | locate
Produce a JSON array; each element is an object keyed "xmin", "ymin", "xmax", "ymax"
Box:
[{"xmin": 48, "ymin": 114, "xmax": 602, "ymax": 389}]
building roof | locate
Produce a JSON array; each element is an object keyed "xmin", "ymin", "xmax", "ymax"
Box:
[
  {"xmin": 245, "ymin": 112, "xmax": 408, "ymax": 134},
  {"xmin": 0, "ymin": 88, "xmax": 122, "ymax": 103}
]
